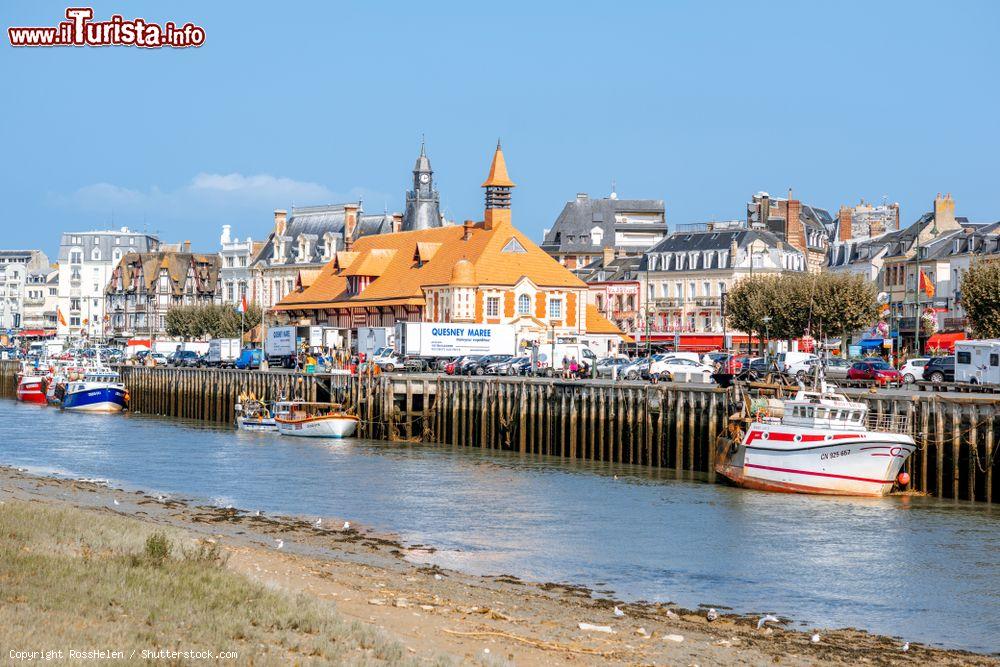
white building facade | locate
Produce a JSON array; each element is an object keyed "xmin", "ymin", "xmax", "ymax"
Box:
[
  {"xmin": 56, "ymin": 228, "xmax": 159, "ymax": 343},
  {"xmin": 219, "ymin": 225, "xmax": 259, "ymax": 305},
  {"xmin": 0, "ymin": 250, "xmax": 49, "ymax": 332}
]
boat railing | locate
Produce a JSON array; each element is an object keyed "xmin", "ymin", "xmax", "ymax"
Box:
[{"xmin": 865, "ymin": 412, "xmax": 911, "ymax": 434}]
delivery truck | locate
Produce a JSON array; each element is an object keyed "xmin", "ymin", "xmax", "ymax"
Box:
[
  {"xmin": 205, "ymin": 338, "xmax": 241, "ymax": 367},
  {"xmin": 393, "ymin": 322, "xmax": 516, "ymax": 371},
  {"xmin": 265, "ymin": 325, "xmax": 297, "ymax": 368},
  {"xmin": 357, "ymin": 327, "xmax": 395, "ymax": 358}
]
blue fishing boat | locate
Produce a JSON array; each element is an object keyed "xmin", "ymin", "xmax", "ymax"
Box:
[{"xmin": 62, "ymin": 369, "xmax": 128, "ymax": 413}]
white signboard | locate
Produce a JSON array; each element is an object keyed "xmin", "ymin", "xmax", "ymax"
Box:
[
  {"xmin": 309, "ymin": 326, "xmax": 323, "ymax": 348},
  {"xmin": 420, "ymin": 324, "xmax": 515, "ymax": 356}
]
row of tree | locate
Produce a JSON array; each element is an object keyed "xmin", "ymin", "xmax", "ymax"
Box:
[
  {"xmin": 725, "ymin": 273, "xmax": 878, "ymax": 349},
  {"xmin": 961, "ymin": 260, "xmax": 1000, "ymax": 339},
  {"xmin": 164, "ymin": 304, "xmax": 262, "ymax": 340}
]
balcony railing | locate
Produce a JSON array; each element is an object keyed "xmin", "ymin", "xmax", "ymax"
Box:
[
  {"xmin": 695, "ymin": 297, "xmax": 721, "ymax": 307},
  {"xmin": 943, "ymin": 317, "xmax": 968, "ymax": 331}
]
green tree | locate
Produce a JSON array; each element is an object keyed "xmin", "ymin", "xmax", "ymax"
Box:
[
  {"xmin": 164, "ymin": 303, "xmax": 264, "ymax": 340},
  {"xmin": 961, "ymin": 260, "xmax": 1000, "ymax": 338}
]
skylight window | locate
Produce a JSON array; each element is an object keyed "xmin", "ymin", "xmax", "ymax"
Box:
[{"xmin": 501, "ymin": 238, "xmax": 527, "ymax": 254}]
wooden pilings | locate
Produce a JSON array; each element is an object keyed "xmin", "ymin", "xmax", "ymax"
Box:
[{"xmin": 2, "ymin": 359, "xmax": 997, "ymax": 504}]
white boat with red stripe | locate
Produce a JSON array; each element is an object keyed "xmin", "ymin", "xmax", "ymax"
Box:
[{"xmin": 715, "ymin": 382, "xmax": 915, "ymax": 497}]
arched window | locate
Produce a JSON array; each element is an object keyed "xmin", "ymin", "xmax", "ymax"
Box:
[
  {"xmin": 113, "ymin": 248, "xmax": 123, "ymax": 263},
  {"xmin": 91, "ymin": 247, "xmax": 101, "ymax": 261},
  {"xmin": 517, "ymin": 293, "xmax": 530, "ymax": 315}
]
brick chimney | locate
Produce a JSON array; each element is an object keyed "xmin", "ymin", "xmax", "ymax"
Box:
[
  {"xmin": 729, "ymin": 236, "xmax": 739, "ymax": 266},
  {"xmin": 838, "ymin": 205, "xmax": 852, "ymax": 243},
  {"xmin": 344, "ymin": 203, "xmax": 359, "ymax": 242},
  {"xmin": 784, "ymin": 198, "xmax": 806, "ymax": 255},
  {"xmin": 462, "ymin": 220, "xmax": 475, "ymax": 241},
  {"xmin": 391, "ymin": 213, "xmax": 403, "ymax": 234},
  {"xmin": 182, "ymin": 240, "xmax": 191, "ymax": 253},
  {"xmin": 273, "ymin": 209, "xmax": 287, "ymax": 237},
  {"xmin": 602, "ymin": 246, "xmax": 615, "ymax": 266},
  {"xmin": 933, "ymin": 193, "xmax": 959, "ymax": 232}
]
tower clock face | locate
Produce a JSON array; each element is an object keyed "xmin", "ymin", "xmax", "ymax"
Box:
[{"xmin": 419, "ymin": 173, "xmax": 430, "ymax": 184}]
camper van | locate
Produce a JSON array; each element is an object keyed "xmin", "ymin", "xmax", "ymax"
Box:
[{"xmin": 954, "ymin": 340, "xmax": 1000, "ymax": 385}]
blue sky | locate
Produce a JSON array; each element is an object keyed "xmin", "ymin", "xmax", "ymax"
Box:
[{"xmin": 2, "ymin": 0, "xmax": 998, "ymax": 258}]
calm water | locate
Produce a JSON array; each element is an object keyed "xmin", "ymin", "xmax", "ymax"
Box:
[{"xmin": 0, "ymin": 400, "xmax": 996, "ymax": 653}]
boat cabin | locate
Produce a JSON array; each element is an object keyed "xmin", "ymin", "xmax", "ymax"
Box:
[{"xmin": 781, "ymin": 390, "xmax": 867, "ymax": 431}]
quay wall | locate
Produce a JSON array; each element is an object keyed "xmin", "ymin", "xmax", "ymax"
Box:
[{"xmin": 1, "ymin": 360, "xmax": 996, "ymax": 504}]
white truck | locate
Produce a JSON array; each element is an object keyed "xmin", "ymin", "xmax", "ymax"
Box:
[
  {"xmin": 394, "ymin": 322, "xmax": 516, "ymax": 372},
  {"xmin": 357, "ymin": 327, "xmax": 395, "ymax": 359},
  {"xmin": 205, "ymin": 338, "xmax": 240, "ymax": 368},
  {"xmin": 265, "ymin": 325, "xmax": 298, "ymax": 368},
  {"xmin": 954, "ymin": 339, "xmax": 1000, "ymax": 385},
  {"xmin": 535, "ymin": 336, "xmax": 598, "ymax": 376}
]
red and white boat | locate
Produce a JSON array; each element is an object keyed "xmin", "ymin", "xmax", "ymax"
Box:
[
  {"xmin": 716, "ymin": 382, "xmax": 915, "ymax": 496},
  {"xmin": 16, "ymin": 363, "xmax": 51, "ymax": 404}
]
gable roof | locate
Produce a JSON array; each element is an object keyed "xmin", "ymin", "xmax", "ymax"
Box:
[
  {"xmin": 274, "ymin": 219, "xmax": 586, "ymax": 311},
  {"xmin": 541, "ymin": 194, "xmax": 666, "ymax": 254},
  {"xmin": 108, "ymin": 251, "xmax": 220, "ymax": 296}
]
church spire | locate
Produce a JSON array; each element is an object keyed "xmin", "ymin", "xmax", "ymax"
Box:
[{"xmin": 483, "ymin": 141, "xmax": 515, "ymax": 230}]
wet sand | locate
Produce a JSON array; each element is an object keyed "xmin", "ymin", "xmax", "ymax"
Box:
[{"xmin": 1, "ymin": 465, "xmax": 994, "ymax": 666}]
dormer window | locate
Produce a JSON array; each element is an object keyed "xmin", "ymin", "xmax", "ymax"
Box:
[
  {"xmin": 297, "ymin": 236, "xmax": 310, "ymax": 263},
  {"xmin": 323, "ymin": 233, "xmax": 336, "ymax": 261}
]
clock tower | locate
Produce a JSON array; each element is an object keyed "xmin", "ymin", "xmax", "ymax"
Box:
[{"xmin": 403, "ymin": 139, "xmax": 443, "ymax": 231}]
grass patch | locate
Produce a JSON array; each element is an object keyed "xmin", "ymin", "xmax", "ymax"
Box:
[{"xmin": 0, "ymin": 501, "xmax": 417, "ymax": 665}]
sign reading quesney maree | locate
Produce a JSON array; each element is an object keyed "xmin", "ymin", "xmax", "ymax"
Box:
[{"xmin": 414, "ymin": 323, "xmax": 516, "ymax": 356}]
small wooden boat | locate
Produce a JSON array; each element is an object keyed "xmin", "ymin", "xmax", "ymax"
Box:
[
  {"xmin": 274, "ymin": 401, "xmax": 359, "ymax": 438},
  {"xmin": 234, "ymin": 396, "xmax": 286, "ymax": 432}
]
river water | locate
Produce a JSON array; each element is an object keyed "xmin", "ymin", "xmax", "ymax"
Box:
[{"xmin": 0, "ymin": 400, "xmax": 996, "ymax": 653}]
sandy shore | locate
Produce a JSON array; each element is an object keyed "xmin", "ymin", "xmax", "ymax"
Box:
[{"xmin": 0, "ymin": 465, "xmax": 993, "ymax": 666}]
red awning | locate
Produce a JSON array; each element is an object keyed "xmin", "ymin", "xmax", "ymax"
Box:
[
  {"xmin": 18, "ymin": 329, "xmax": 48, "ymax": 337},
  {"xmin": 925, "ymin": 332, "xmax": 966, "ymax": 354},
  {"xmin": 678, "ymin": 334, "xmax": 724, "ymax": 352},
  {"xmin": 126, "ymin": 338, "xmax": 152, "ymax": 348}
]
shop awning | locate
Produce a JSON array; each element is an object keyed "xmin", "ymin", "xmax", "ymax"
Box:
[
  {"xmin": 925, "ymin": 332, "xmax": 966, "ymax": 354},
  {"xmin": 858, "ymin": 338, "xmax": 886, "ymax": 351},
  {"xmin": 677, "ymin": 334, "xmax": 724, "ymax": 352},
  {"xmin": 18, "ymin": 329, "xmax": 49, "ymax": 337}
]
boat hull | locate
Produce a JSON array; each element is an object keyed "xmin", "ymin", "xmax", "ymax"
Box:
[
  {"xmin": 276, "ymin": 416, "xmax": 358, "ymax": 438},
  {"xmin": 236, "ymin": 416, "xmax": 278, "ymax": 432},
  {"xmin": 63, "ymin": 387, "xmax": 127, "ymax": 413},
  {"xmin": 715, "ymin": 427, "xmax": 915, "ymax": 497},
  {"xmin": 16, "ymin": 378, "xmax": 48, "ymax": 404}
]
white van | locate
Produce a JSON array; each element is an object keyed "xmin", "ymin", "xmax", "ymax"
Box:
[
  {"xmin": 774, "ymin": 351, "xmax": 819, "ymax": 375},
  {"xmin": 954, "ymin": 340, "xmax": 1000, "ymax": 385}
]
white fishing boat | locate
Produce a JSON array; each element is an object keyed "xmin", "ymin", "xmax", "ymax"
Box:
[
  {"xmin": 234, "ymin": 397, "xmax": 287, "ymax": 432},
  {"xmin": 715, "ymin": 380, "xmax": 915, "ymax": 496},
  {"xmin": 274, "ymin": 402, "xmax": 359, "ymax": 439}
]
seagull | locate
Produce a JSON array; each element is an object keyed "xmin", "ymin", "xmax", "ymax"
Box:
[
  {"xmin": 706, "ymin": 608, "xmax": 719, "ymax": 622},
  {"xmin": 113, "ymin": 498, "xmax": 120, "ymax": 506},
  {"xmin": 342, "ymin": 521, "xmax": 351, "ymax": 530},
  {"xmin": 613, "ymin": 606, "xmax": 625, "ymax": 617},
  {"xmin": 810, "ymin": 633, "xmax": 821, "ymax": 644},
  {"xmin": 757, "ymin": 614, "xmax": 779, "ymax": 629},
  {"xmin": 314, "ymin": 518, "xmax": 322, "ymax": 527},
  {"xmin": 274, "ymin": 539, "xmax": 284, "ymax": 550},
  {"xmin": 901, "ymin": 642, "xmax": 910, "ymax": 652}
]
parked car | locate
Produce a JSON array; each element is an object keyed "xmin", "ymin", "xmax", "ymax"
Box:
[
  {"xmin": 780, "ymin": 352, "xmax": 820, "ymax": 377},
  {"xmin": 847, "ymin": 359, "xmax": 902, "ymax": 384},
  {"xmin": 234, "ymin": 348, "xmax": 263, "ymax": 370},
  {"xmin": 650, "ymin": 357, "xmax": 715, "ymax": 383},
  {"xmin": 487, "ymin": 355, "xmax": 529, "ymax": 375},
  {"xmin": 620, "ymin": 357, "xmax": 651, "ymax": 380},
  {"xmin": 169, "ymin": 350, "xmax": 201, "ymax": 367},
  {"xmin": 796, "ymin": 356, "xmax": 852, "ymax": 381},
  {"xmin": 445, "ymin": 355, "xmax": 473, "ymax": 375},
  {"xmin": 899, "ymin": 357, "xmax": 929, "ymax": 384},
  {"xmin": 596, "ymin": 356, "xmax": 631, "ymax": 378},
  {"xmin": 736, "ymin": 356, "xmax": 775, "ymax": 380},
  {"xmin": 468, "ymin": 354, "xmax": 513, "ymax": 376},
  {"xmin": 455, "ymin": 355, "xmax": 484, "ymax": 375},
  {"xmin": 701, "ymin": 351, "xmax": 731, "ymax": 368},
  {"xmin": 922, "ymin": 356, "xmax": 955, "ymax": 383}
]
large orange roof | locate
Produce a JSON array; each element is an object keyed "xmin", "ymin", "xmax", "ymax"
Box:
[
  {"xmin": 274, "ymin": 219, "xmax": 586, "ymax": 311},
  {"xmin": 585, "ymin": 304, "xmax": 625, "ymax": 336}
]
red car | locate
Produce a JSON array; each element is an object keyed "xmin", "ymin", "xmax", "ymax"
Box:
[{"xmin": 847, "ymin": 359, "xmax": 901, "ymax": 385}]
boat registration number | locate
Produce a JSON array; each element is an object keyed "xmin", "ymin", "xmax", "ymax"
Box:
[{"xmin": 820, "ymin": 449, "xmax": 851, "ymax": 460}]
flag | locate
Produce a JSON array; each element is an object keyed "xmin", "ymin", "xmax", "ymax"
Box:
[
  {"xmin": 237, "ymin": 294, "xmax": 248, "ymax": 314},
  {"xmin": 919, "ymin": 270, "xmax": 935, "ymax": 298},
  {"xmin": 56, "ymin": 307, "xmax": 67, "ymax": 327}
]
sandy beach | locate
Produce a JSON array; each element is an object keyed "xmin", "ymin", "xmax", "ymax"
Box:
[{"xmin": 0, "ymin": 465, "xmax": 994, "ymax": 666}]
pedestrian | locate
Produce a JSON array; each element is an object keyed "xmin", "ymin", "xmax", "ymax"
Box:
[{"xmin": 569, "ymin": 357, "xmax": 579, "ymax": 379}]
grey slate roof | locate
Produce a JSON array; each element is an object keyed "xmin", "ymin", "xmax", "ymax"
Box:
[
  {"xmin": 639, "ymin": 227, "xmax": 787, "ymax": 271},
  {"xmin": 576, "ymin": 256, "xmax": 643, "ymax": 283},
  {"xmin": 253, "ymin": 204, "xmax": 395, "ymax": 267},
  {"xmin": 541, "ymin": 195, "xmax": 666, "ymax": 253}
]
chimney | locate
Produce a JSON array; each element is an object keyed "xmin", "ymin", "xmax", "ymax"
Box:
[
  {"xmin": 462, "ymin": 220, "xmax": 475, "ymax": 241},
  {"xmin": 391, "ymin": 213, "xmax": 403, "ymax": 234},
  {"xmin": 838, "ymin": 205, "xmax": 852, "ymax": 243},
  {"xmin": 602, "ymin": 246, "xmax": 615, "ymax": 266},
  {"xmin": 344, "ymin": 203, "xmax": 359, "ymax": 242},
  {"xmin": 182, "ymin": 240, "xmax": 191, "ymax": 253},
  {"xmin": 273, "ymin": 209, "xmax": 287, "ymax": 237},
  {"xmin": 220, "ymin": 224, "xmax": 231, "ymax": 246},
  {"xmin": 933, "ymin": 193, "xmax": 959, "ymax": 232},
  {"xmin": 729, "ymin": 236, "xmax": 739, "ymax": 266},
  {"xmin": 785, "ymin": 198, "xmax": 805, "ymax": 255}
]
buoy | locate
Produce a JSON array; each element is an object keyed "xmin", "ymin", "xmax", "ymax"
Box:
[{"xmin": 897, "ymin": 471, "xmax": 910, "ymax": 486}]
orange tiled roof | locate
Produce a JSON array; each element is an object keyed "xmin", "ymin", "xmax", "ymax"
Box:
[
  {"xmin": 481, "ymin": 142, "xmax": 516, "ymax": 188},
  {"xmin": 586, "ymin": 304, "xmax": 629, "ymax": 340},
  {"xmin": 273, "ymin": 219, "xmax": 585, "ymax": 311}
]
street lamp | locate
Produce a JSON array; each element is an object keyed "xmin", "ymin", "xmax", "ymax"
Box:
[
  {"xmin": 721, "ymin": 285, "xmax": 728, "ymax": 354},
  {"xmin": 761, "ymin": 315, "xmax": 772, "ymax": 361}
]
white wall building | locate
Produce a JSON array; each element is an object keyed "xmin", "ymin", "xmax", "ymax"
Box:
[
  {"xmin": 56, "ymin": 227, "xmax": 159, "ymax": 342},
  {"xmin": 219, "ymin": 225, "xmax": 260, "ymax": 305},
  {"xmin": 22, "ymin": 268, "xmax": 59, "ymax": 335},
  {"xmin": 0, "ymin": 250, "xmax": 49, "ymax": 332}
]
